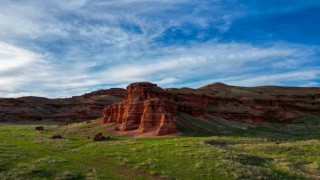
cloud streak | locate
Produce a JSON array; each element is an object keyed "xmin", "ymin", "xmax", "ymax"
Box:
[
  {"xmin": 0, "ymin": 42, "xmax": 45, "ymax": 93},
  {"xmin": 0, "ymin": 0, "xmax": 319, "ymax": 97}
]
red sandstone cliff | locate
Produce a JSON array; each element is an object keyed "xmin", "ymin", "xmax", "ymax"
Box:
[
  {"xmin": 102, "ymin": 83, "xmax": 207, "ymax": 135},
  {"xmin": 103, "ymin": 83, "xmax": 178, "ymax": 135}
]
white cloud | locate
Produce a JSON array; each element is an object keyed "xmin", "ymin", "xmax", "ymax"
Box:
[
  {"xmin": 56, "ymin": 0, "xmax": 87, "ymax": 10},
  {"xmin": 100, "ymin": 42, "xmax": 313, "ymax": 83},
  {"xmin": 0, "ymin": 1, "xmax": 319, "ymax": 98},
  {"xmin": 0, "ymin": 91, "xmax": 46, "ymax": 98},
  {"xmin": 182, "ymin": 70, "xmax": 320, "ymax": 88},
  {"xmin": 0, "ymin": 42, "xmax": 46, "ymax": 95},
  {"xmin": 1, "ymin": 39, "xmax": 317, "ymax": 98},
  {"xmin": 0, "ymin": 42, "xmax": 40, "ymax": 72}
]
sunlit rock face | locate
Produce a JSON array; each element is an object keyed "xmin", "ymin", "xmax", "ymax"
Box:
[{"xmin": 103, "ymin": 82, "xmax": 180, "ymax": 136}]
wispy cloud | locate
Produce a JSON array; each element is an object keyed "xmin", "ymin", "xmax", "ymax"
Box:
[
  {"xmin": 0, "ymin": 42, "xmax": 40, "ymax": 72},
  {"xmin": 0, "ymin": 42, "xmax": 45, "ymax": 94},
  {"xmin": 0, "ymin": 0, "xmax": 319, "ymax": 97},
  {"xmin": 227, "ymin": 70, "xmax": 320, "ymax": 87}
]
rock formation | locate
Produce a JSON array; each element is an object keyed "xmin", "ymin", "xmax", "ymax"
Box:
[
  {"xmin": 103, "ymin": 83, "xmax": 180, "ymax": 135},
  {"xmin": 102, "ymin": 83, "xmax": 207, "ymax": 135}
]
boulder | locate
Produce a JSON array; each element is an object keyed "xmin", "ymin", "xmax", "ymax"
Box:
[
  {"xmin": 35, "ymin": 126, "xmax": 44, "ymax": 131},
  {"xmin": 93, "ymin": 132, "xmax": 110, "ymax": 141}
]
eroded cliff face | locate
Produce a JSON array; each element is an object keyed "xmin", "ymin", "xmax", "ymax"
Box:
[
  {"xmin": 102, "ymin": 83, "xmax": 206, "ymax": 135},
  {"xmin": 103, "ymin": 83, "xmax": 178, "ymax": 135},
  {"xmin": 169, "ymin": 84, "xmax": 320, "ymax": 125},
  {"xmin": 173, "ymin": 93, "xmax": 297, "ymax": 124}
]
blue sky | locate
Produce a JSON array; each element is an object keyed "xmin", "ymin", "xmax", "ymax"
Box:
[{"xmin": 0, "ymin": 0, "xmax": 320, "ymax": 97}]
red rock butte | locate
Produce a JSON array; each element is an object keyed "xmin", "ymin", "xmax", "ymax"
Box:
[{"xmin": 102, "ymin": 82, "xmax": 205, "ymax": 136}]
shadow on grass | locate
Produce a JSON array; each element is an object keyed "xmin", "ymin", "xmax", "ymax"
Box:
[{"xmin": 176, "ymin": 112, "xmax": 320, "ymax": 141}]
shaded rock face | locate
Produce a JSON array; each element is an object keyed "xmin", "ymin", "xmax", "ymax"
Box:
[
  {"xmin": 169, "ymin": 84, "xmax": 320, "ymax": 124},
  {"xmin": 0, "ymin": 88, "xmax": 126, "ymax": 122},
  {"xmin": 103, "ymin": 83, "xmax": 181, "ymax": 135},
  {"xmin": 175, "ymin": 93, "xmax": 296, "ymax": 123}
]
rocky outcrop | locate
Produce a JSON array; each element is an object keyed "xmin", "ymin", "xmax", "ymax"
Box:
[
  {"xmin": 103, "ymin": 83, "xmax": 180, "ymax": 135},
  {"xmin": 139, "ymin": 99, "xmax": 177, "ymax": 135},
  {"xmin": 102, "ymin": 83, "xmax": 208, "ymax": 135}
]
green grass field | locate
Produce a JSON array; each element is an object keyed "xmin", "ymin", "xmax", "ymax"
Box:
[{"xmin": 0, "ymin": 117, "xmax": 319, "ymax": 180}]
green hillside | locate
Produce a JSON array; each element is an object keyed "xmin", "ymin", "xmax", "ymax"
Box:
[{"xmin": 0, "ymin": 116, "xmax": 319, "ymax": 180}]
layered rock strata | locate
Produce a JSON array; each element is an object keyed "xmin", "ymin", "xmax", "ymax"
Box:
[{"xmin": 103, "ymin": 82, "xmax": 204, "ymax": 135}]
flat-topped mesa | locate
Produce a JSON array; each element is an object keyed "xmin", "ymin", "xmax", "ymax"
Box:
[{"xmin": 102, "ymin": 82, "xmax": 179, "ymax": 135}]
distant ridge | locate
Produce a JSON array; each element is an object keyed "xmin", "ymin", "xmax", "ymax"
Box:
[{"xmin": 198, "ymin": 82, "xmax": 231, "ymax": 90}]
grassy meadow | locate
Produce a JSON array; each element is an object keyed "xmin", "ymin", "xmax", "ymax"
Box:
[{"xmin": 0, "ymin": 117, "xmax": 319, "ymax": 180}]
